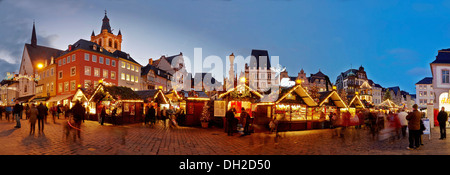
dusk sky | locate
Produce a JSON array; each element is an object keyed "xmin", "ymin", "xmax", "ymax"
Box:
[{"xmin": 2, "ymin": 0, "xmax": 450, "ymax": 93}]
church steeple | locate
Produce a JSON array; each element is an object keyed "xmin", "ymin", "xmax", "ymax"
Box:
[
  {"xmin": 91, "ymin": 10, "xmax": 122, "ymax": 53},
  {"xmin": 31, "ymin": 21, "xmax": 37, "ymax": 47},
  {"xmin": 101, "ymin": 10, "xmax": 112, "ymax": 33}
]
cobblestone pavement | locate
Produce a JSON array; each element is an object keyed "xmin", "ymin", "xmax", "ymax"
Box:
[{"xmin": 0, "ymin": 117, "xmax": 449, "ymax": 155}]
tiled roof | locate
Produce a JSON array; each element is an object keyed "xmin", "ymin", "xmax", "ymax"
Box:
[{"xmin": 416, "ymin": 77, "xmax": 433, "ymax": 85}]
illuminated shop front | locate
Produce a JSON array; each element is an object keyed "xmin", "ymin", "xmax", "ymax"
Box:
[
  {"xmin": 218, "ymin": 84, "xmax": 262, "ymax": 132},
  {"xmin": 178, "ymin": 90, "xmax": 210, "ymax": 126},
  {"xmin": 89, "ymin": 83, "xmax": 143, "ymax": 124},
  {"xmin": 317, "ymin": 90, "xmax": 348, "ymax": 128},
  {"xmin": 263, "ymin": 84, "xmax": 318, "ymax": 131}
]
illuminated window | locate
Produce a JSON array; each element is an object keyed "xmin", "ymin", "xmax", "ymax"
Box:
[
  {"xmin": 103, "ymin": 70, "xmax": 108, "ymax": 78},
  {"xmin": 94, "ymin": 68, "xmax": 100, "ymax": 77},
  {"xmin": 85, "ymin": 66, "xmax": 91, "ymax": 76}
]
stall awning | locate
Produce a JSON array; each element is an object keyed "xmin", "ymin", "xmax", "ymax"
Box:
[
  {"xmin": 15, "ymin": 95, "xmax": 35, "ymax": 103},
  {"xmin": 136, "ymin": 89, "xmax": 169, "ymax": 104},
  {"xmin": 275, "ymin": 84, "xmax": 318, "ymax": 106},
  {"xmin": 30, "ymin": 96, "xmax": 49, "ymax": 103},
  {"xmin": 47, "ymin": 94, "xmax": 74, "ymax": 103},
  {"xmin": 218, "ymin": 84, "xmax": 263, "ymax": 99},
  {"xmin": 378, "ymin": 99, "xmax": 398, "ymax": 108},
  {"xmin": 348, "ymin": 95, "xmax": 365, "ymax": 109},
  {"xmin": 318, "ymin": 91, "xmax": 347, "ymax": 108}
]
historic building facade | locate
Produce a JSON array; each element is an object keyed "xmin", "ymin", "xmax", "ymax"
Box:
[{"xmin": 430, "ymin": 48, "xmax": 450, "ymax": 110}]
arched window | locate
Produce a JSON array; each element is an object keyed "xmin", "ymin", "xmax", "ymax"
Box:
[
  {"xmin": 108, "ymin": 39, "xmax": 112, "ymax": 47},
  {"xmin": 98, "ymin": 39, "xmax": 102, "ymax": 46},
  {"xmin": 114, "ymin": 41, "xmax": 118, "ymax": 49}
]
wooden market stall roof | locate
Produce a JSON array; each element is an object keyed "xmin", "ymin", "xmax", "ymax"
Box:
[
  {"xmin": 72, "ymin": 88, "xmax": 88, "ymax": 102},
  {"xmin": 378, "ymin": 99, "xmax": 399, "ymax": 108},
  {"xmin": 178, "ymin": 90, "xmax": 210, "ymax": 101},
  {"xmin": 89, "ymin": 83, "xmax": 143, "ymax": 103},
  {"xmin": 136, "ymin": 89, "xmax": 170, "ymax": 104},
  {"xmin": 318, "ymin": 91, "xmax": 348, "ymax": 108},
  {"xmin": 275, "ymin": 84, "xmax": 318, "ymax": 106},
  {"xmin": 347, "ymin": 95, "xmax": 365, "ymax": 109},
  {"xmin": 218, "ymin": 84, "xmax": 263, "ymax": 100}
]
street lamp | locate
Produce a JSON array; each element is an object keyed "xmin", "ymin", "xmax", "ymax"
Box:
[
  {"xmin": 240, "ymin": 77, "xmax": 246, "ymax": 83},
  {"xmin": 37, "ymin": 63, "xmax": 44, "ymax": 69}
]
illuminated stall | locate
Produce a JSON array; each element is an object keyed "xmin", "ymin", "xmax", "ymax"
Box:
[
  {"xmin": 219, "ymin": 84, "xmax": 262, "ymax": 119},
  {"xmin": 218, "ymin": 84, "xmax": 262, "ymax": 132},
  {"xmin": 270, "ymin": 84, "xmax": 318, "ymax": 131},
  {"xmin": 89, "ymin": 83, "xmax": 143, "ymax": 124},
  {"xmin": 377, "ymin": 99, "xmax": 399, "ymax": 111},
  {"xmin": 348, "ymin": 95, "xmax": 366, "ymax": 110},
  {"xmin": 179, "ymin": 90, "xmax": 210, "ymax": 126},
  {"xmin": 317, "ymin": 90, "xmax": 348, "ymax": 129}
]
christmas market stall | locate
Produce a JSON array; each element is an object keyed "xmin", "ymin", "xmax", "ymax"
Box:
[
  {"xmin": 377, "ymin": 99, "xmax": 399, "ymax": 111},
  {"xmin": 136, "ymin": 89, "xmax": 172, "ymax": 125},
  {"xmin": 346, "ymin": 94, "xmax": 366, "ymax": 127},
  {"xmin": 266, "ymin": 84, "xmax": 318, "ymax": 131},
  {"xmin": 136, "ymin": 89, "xmax": 171, "ymax": 109},
  {"xmin": 218, "ymin": 84, "xmax": 262, "ymax": 132},
  {"xmin": 89, "ymin": 83, "xmax": 143, "ymax": 124},
  {"xmin": 178, "ymin": 90, "xmax": 211, "ymax": 126},
  {"xmin": 347, "ymin": 94, "xmax": 366, "ymax": 110},
  {"xmin": 317, "ymin": 90, "xmax": 348, "ymax": 129}
]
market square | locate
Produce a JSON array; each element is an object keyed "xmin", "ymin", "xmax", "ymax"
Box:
[{"xmin": 1, "ymin": 1, "xmax": 450, "ymax": 158}]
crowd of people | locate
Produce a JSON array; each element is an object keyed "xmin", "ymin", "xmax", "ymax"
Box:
[
  {"xmin": 0, "ymin": 100, "xmax": 87, "ymax": 139},
  {"xmin": 143, "ymin": 105, "xmax": 186, "ymax": 129}
]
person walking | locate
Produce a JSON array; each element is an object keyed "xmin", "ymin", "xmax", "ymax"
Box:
[
  {"xmin": 398, "ymin": 109, "xmax": 408, "ymax": 138},
  {"xmin": 13, "ymin": 101, "xmax": 21, "ymax": 128},
  {"xmin": 144, "ymin": 105, "xmax": 150, "ymax": 126},
  {"xmin": 406, "ymin": 104, "xmax": 422, "ymax": 150},
  {"xmin": 438, "ymin": 107, "xmax": 448, "ymax": 140},
  {"xmin": 37, "ymin": 102, "xmax": 47, "ymax": 134},
  {"xmin": 149, "ymin": 105, "xmax": 156, "ymax": 127},
  {"xmin": 241, "ymin": 108, "xmax": 250, "ymax": 136},
  {"xmin": 71, "ymin": 100, "xmax": 84, "ymax": 140},
  {"xmin": 100, "ymin": 106, "xmax": 106, "ymax": 125},
  {"xmin": 225, "ymin": 108, "xmax": 236, "ymax": 136},
  {"xmin": 161, "ymin": 107, "xmax": 167, "ymax": 128},
  {"xmin": 28, "ymin": 104, "xmax": 38, "ymax": 135}
]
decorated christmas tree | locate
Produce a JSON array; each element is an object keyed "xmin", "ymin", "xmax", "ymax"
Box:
[{"xmin": 200, "ymin": 101, "xmax": 210, "ymax": 123}]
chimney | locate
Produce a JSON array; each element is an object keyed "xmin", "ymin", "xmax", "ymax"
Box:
[
  {"xmin": 68, "ymin": 45, "xmax": 72, "ymax": 51},
  {"xmin": 149, "ymin": 58, "xmax": 153, "ymax": 65}
]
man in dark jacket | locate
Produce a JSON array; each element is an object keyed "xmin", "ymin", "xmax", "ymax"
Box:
[
  {"xmin": 13, "ymin": 101, "xmax": 21, "ymax": 128},
  {"xmin": 406, "ymin": 104, "xmax": 422, "ymax": 150},
  {"xmin": 225, "ymin": 108, "xmax": 236, "ymax": 136},
  {"xmin": 71, "ymin": 100, "xmax": 84, "ymax": 139},
  {"xmin": 438, "ymin": 107, "xmax": 448, "ymax": 140},
  {"xmin": 37, "ymin": 103, "xmax": 48, "ymax": 134}
]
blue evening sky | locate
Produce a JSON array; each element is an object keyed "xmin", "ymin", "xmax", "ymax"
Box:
[{"xmin": 1, "ymin": 0, "xmax": 450, "ymax": 93}]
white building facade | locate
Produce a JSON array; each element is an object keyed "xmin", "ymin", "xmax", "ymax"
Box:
[{"xmin": 430, "ymin": 48, "xmax": 450, "ymax": 110}]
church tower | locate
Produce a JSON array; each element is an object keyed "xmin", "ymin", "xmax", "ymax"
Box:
[{"xmin": 90, "ymin": 10, "xmax": 122, "ymax": 53}]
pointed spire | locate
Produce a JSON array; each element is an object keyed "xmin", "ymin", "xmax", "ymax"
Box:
[
  {"xmin": 101, "ymin": 10, "xmax": 112, "ymax": 33},
  {"xmin": 117, "ymin": 29, "xmax": 121, "ymax": 35},
  {"xmin": 91, "ymin": 30, "xmax": 95, "ymax": 37},
  {"xmin": 31, "ymin": 21, "xmax": 37, "ymax": 47}
]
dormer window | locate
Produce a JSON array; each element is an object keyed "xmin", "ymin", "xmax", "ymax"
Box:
[
  {"xmin": 99, "ymin": 47, "xmax": 103, "ymax": 52},
  {"xmin": 93, "ymin": 44, "xmax": 97, "ymax": 51}
]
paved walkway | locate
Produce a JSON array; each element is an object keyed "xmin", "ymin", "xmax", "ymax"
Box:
[{"xmin": 0, "ymin": 117, "xmax": 449, "ymax": 155}]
